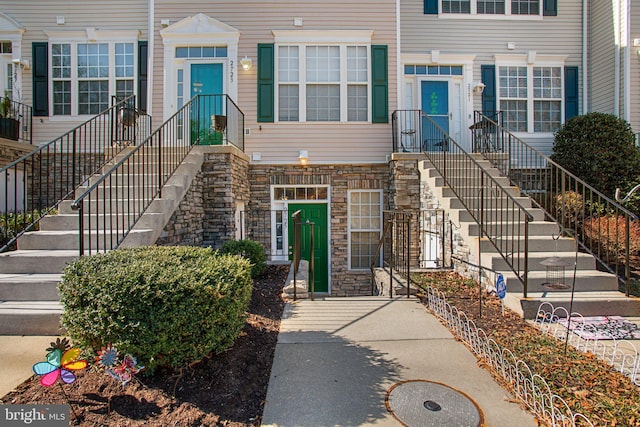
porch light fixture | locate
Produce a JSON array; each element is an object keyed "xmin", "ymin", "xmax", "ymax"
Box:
[
  {"xmin": 298, "ymin": 150, "xmax": 308, "ymax": 165},
  {"xmin": 240, "ymin": 56, "xmax": 252, "ymax": 71},
  {"xmin": 472, "ymin": 81, "xmax": 485, "ymax": 95},
  {"xmin": 12, "ymin": 58, "xmax": 30, "ymax": 70}
]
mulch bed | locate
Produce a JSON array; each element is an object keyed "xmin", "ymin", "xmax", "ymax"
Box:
[{"xmin": 0, "ymin": 264, "xmax": 289, "ymax": 426}]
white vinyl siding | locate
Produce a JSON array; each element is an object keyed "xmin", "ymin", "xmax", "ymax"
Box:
[{"xmin": 348, "ymin": 190, "xmax": 382, "ymax": 270}]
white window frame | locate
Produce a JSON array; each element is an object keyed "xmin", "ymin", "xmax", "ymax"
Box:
[
  {"xmin": 273, "ymin": 30, "xmax": 374, "ymax": 123},
  {"xmin": 45, "ymin": 30, "xmax": 139, "ymax": 118},
  {"xmin": 438, "ymin": 0, "xmax": 544, "ymax": 19},
  {"xmin": 495, "ymin": 54, "xmax": 567, "ymax": 135},
  {"xmin": 348, "ymin": 189, "xmax": 383, "ymax": 270}
]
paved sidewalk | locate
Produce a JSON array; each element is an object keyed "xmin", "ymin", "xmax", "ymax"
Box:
[
  {"xmin": 0, "ymin": 335, "xmax": 57, "ymax": 398},
  {"xmin": 261, "ymin": 296, "xmax": 536, "ymax": 427}
]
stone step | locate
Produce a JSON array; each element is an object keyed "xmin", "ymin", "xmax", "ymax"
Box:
[
  {"xmin": 432, "ymin": 175, "xmax": 512, "ymax": 188},
  {"xmin": 442, "ymin": 195, "xmax": 533, "ymax": 210},
  {"xmin": 39, "ymin": 212, "xmax": 164, "ymax": 231},
  {"xmin": 485, "ymin": 251, "xmax": 596, "ymax": 272},
  {"xmin": 17, "ymin": 229, "xmax": 155, "ymax": 251},
  {"xmin": 505, "ymin": 291, "xmax": 640, "ymax": 319},
  {"xmin": 0, "ymin": 250, "xmax": 78, "ymax": 274},
  {"xmin": 74, "ymin": 183, "xmax": 160, "ymax": 199},
  {"xmin": 499, "ymin": 269, "xmax": 619, "ymax": 293},
  {"xmin": 0, "ymin": 301, "xmax": 64, "ymax": 335},
  {"xmin": 0, "ymin": 273, "xmax": 61, "ymax": 301}
]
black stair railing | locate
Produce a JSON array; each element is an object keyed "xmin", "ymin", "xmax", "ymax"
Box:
[
  {"xmin": 71, "ymin": 94, "xmax": 244, "ymax": 255},
  {"xmin": 473, "ymin": 111, "xmax": 639, "ymax": 294},
  {"xmin": 0, "ymin": 96, "xmax": 33, "ymax": 144},
  {"xmin": 0, "ymin": 95, "xmax": 150, "ymax": 253},
  {"xmin": 392, "ymin": 110, "xmax": 534, "ymax": 295}
]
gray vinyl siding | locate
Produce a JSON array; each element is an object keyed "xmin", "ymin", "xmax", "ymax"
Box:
[
  {"xmin": 588, "ymin": 0, "xmax": 616, "ymax": 114},
  {"xmin": 1, "ymin": 1, "xmax": 148, "ymax": 144},
  {"xmin": 401, "ymin": 0, "xmax": 583, "ymax": 154},
  {"xmin": 154, "ymin": 0, "xmax": 397, "ymax": 164}
]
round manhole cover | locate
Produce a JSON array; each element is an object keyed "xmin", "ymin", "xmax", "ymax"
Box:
[{"xmin": 385, "ymin": 380, "xmax": 484, "ymax": 427}]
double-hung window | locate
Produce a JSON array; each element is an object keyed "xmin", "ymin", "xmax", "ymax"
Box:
[
  {"xmin": 348, "ymin": 190, "xmax": 382, "ymax": 270},
  {"xmin": 277, "ymin": 44, "xmax": 370, "ymax": 122},
  {"xmin": 498, "ymin": 63, "xmax": 562, "ymax": 133},
  {"xmin": 51, "ymin": 41, "xmax": 136, "ymax": 116}
]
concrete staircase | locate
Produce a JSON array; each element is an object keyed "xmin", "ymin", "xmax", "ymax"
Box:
[
  {"xmin": 420, "ymin": 154, "xmax": 640, "ymax": 319},
  {"xmin": 0, "ymin": 147, "xmax": 205, "ymax": 335}
]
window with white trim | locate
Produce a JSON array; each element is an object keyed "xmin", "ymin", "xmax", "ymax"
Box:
[
  {"xmin": 498, "ymin": 64, "xmax": 562, "ymax": 133},
  {"xmin": 442, "ymin": 0, "xmax": 540, "ymax": 15},
  {"xmin": 51, "ymin": 41, "xmax": 136, "ymax": 116},
  {"xmin": 348, "ymin": 190, "xmax": 382, "ymax": 270},
  {"xmin": 277, "ymin": 44, "xmax": 370, "ymax": 122}
]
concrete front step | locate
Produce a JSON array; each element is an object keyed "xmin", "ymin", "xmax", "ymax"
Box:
[
  {"xmin": 0, "ymin": 273, "xmax": 61, "ymax": 301},
  {"xmin": 464, "ymin": 220, "xmax": 560, "ymax": 238},
  {"xmin": 0, "ymin": 301, "xmax": 64, "ymax": 335},
  {"xmin": 0, "ymin": 250, "xmax": 78, "ymax": 274},
  {"xmin": 485, "ymin": 251, "xmax": 596, "ymax": 272},
  {"xmin": 475, "ymin": 235, "xmax": 576, "ymax": 253},
  {"xmin": 500, "ymin": 269, "xmax": 620, "ymax": 293},
  {"xmin": 441, "ymin": 186, "xmax": 522, "ymax": 199},
  {"xmin": 74, "ymin": 184, "xmax": 160, "ymax": 199},
  {"xmin": 443, "ymin": 196, "xmax": 533, "ymax": 211},
  {"xmin": 18, "ymin": 229, "xmax": 155, "ymax": 251},
  {"xmin": 39, "ymin": 212, "xmax": 164, "ymax": 231},
  {"xmin": 504, "ymin": 291, "xmax": 640, "ymax": 319},
  {"xmin": 431, "ymin": 175, "xmax": 512, "ymax": 188},
  {"xmin": 451, "ymin": 207, "xmax": 546, "ymax": 223},
  {"xmin": 58, "ymin": 196, "xmax": 172, "ymax": 214}
]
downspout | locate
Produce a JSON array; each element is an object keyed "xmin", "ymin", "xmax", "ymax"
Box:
[
  {"xmin": 147, "ymin": 0, "xmax": 155, "ymax": 116},
  {"xmin": 396, "ymin": 0, "xmax": 402, "ymax": 110},
  {"xmin": 614, "ymin": 0, "xmax": 621, "ymax": 116},
  {"xmin": 624, "ymin": 0, "xmax": 631, "ymax": 122},
  {"xmin": 582, "ymin": 0, "xmax": 588, "ymax": 114}
]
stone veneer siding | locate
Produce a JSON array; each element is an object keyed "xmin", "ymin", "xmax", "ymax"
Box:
[
  {"xmin": 249, "ymin": 163, "xmax": 390, "ymax": 296},
  {"xmin": 156, "ymin": 171, "xmax": 204, "ymax": 246}
]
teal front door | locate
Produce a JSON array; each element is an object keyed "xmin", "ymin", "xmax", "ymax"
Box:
[
  {"xmin": 288, "ymin": 203, "xmax": 329, "ymax": 293},
  {"xmin": 421, "ymin": 80, "xmax": 450, "ymax": 151},
  {"xmin": 190, "ymin": 63, "xmax": 224, "ymax": 144}
]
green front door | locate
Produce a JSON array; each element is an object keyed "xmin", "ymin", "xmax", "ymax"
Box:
[
  {"xmin": 288, "ymin": 203, "xmax": 329, "ymax": 293},
  {"xmin": 190, "ymin": 63, "xmax": 224, "ymax": 144}
]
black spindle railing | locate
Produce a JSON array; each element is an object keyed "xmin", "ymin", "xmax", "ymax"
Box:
[
  {"xmin": 473, "ymin": 111, "xmax": 639, "ymax": 294},
  {"xmin": 0, "ymin": 95, "xmax": 149, "ymax": 253},
  {"xmin": 0, "ymin": 96, "xmax": 32, "ymax": 144}
]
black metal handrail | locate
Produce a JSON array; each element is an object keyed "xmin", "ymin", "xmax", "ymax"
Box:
[
  {"xmin": 0, "ymin": 95, "xmax": 150, "ymax": 253},
  {"xmin": 473, "ymin": 111, "xmax": 639, "ymax": 294},
  {"xmin": 392, "ymin": 109, "xmax": 534, "ymax": 295},
  {"xmin": 71, "ymin": 94, "xmax": 244, "ymax": 255},
  {"xmin": 191, "ymin": 94, "xmax": 245, "ymax": 151},
  {"xmin": 0, "ymin": 96, "xmax": 32, "ymax": 144}
]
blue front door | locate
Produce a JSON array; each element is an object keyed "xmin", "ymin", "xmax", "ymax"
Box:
[
  {"xmin": 421, "ymin": 81, "xmax": 449, "ymax": 151},
  {"xmin": 190, "ymin": 63, "xmax": 224, "ymax": 144}
]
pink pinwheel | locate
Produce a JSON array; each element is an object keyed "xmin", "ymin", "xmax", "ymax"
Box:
[{"xmin": 32, "ymin": 347, "xmax": 88, "ymax": 387}]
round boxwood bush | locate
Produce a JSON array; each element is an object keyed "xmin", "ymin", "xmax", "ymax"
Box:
[
  {"xmin": 551, "ymin": 112, "xmax": 640, "ymax": 198},
  {"xmin": 59, "ymin": 246, "xmax": 253, "ymax": 374},
  {"xmin": 220, "ymin": 239, "xmax": 267, "ymax": 278}
]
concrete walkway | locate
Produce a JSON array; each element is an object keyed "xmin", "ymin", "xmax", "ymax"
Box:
[
  {"xmin": 261, "ymin": 296, "xmax": 536, "ymax": 427},
  {"xmin": 0, "ymin": 335, "xmax": 57, "ymax": 398}
]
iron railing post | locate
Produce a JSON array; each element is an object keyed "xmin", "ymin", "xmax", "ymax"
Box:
[
  {"xmin": 71, "ymin": 129, "xmax": 77, "ymax": 190},
  {"xmin": 389, "ymin": 217, "xmax": 394, "ymax": 299},
  {"xmin": 78, "ymin": 203, "xmax": 85, "ymax": 256},
  {"xmin": 310, "ymin": 222, "xmax": 315, "ymax": 302},
  {"xmin": 626, "ymin": 214, "xmax": 631, "ymax": 297},
  {"xmin": 407, "ymin": 214, "xmax": 411, "ymax": 298},
  {"xmin": 158, "ymin": 128, "xmax": 163, "ymax": 198},
  {"xmin": 523, "ymin": 215, "xmax": 529, "ymax": 298}
]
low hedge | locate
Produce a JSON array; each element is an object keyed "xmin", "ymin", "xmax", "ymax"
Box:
[
  {"xmin": 59, "ymin": 246, "xmax": 253, "ymax": 374},
  {"xmin": 220, "ymin": 239, "xmax": 267, "ymax": 278}
]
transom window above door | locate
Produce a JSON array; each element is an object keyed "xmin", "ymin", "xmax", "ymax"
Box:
[{"xmin": 425, "ymin": 0, "xmax": 557, "ymax": 16}]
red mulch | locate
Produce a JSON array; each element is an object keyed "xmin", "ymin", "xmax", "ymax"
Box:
[{"xmin": 0, "ymin": 264, "xmax": 289, "ymax": 426}]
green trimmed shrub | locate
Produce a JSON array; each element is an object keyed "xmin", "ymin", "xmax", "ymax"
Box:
[
  {"xmin": 220, "ymin": 239, "xmax": 267, "ymax": 278},
  {"xmin": 59, "ymin": 246, "xmax": 253, "ymax": 374},
  {"xmin": 551, "ymin": 112, "xmax": 640, "ymax": 199}
]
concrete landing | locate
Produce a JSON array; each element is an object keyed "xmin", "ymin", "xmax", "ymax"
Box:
[{"xmin": 261, "ymin": 296, "xmax": 536, "ymax": 426}]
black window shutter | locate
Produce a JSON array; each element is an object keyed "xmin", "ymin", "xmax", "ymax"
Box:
[
  {"xmin": 481, "ymin": 65, "xmax": 496, "ymax": 117},
  {"xmin": 424, "ymin": 0, "xmax": 438, "ymax": 14},
  {"xmin": 564, "ymin": 66, "xmax": 579, "ymax": 121},
  {"xmin": 32, "ymin": 42, "xmax": 49, "ymax": 117},
  {"xmin": 371, "ymin": 45, "xmax": 388, "ymax": 124},
  {"xmin": 138, "ymin": 41, "xmax": 148, "ymax": 112},
  {"xmin": 257, "ymin": 43, "xmax": 274, "ymax": 123},
  {"xmin": 543, "ymin": 0, "xmax": 557, "ymax": 16}
]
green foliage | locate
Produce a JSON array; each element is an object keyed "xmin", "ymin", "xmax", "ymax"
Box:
[
  {"xmin": 551, "ymin": 112, "xmax": 640, "ymax": 199},
  {"xmin": 220, "ymin": 239, "xmax": 267, "ymax": 278},
  {"xmin": 553, "ymin": 190, "xmax": 584, "ymax": 228},
  {"xmin": 0, "ymin": 90, "xmax": 14, "ymax": 119},
  {"xmin": 59, "ymin": 246, "xmax": 253, "ymax": 374},
  {"xmin": 0, "ymin": 210, "xmax": 50, "ymax": 250}
]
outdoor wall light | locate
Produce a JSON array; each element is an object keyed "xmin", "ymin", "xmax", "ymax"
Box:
[
  {"xmin": 12, "ymin": 58, "xmax": 30, "ymax": 70},
  {"xmin": 298, "ymin": 150, "xmax": 308, "ymax": 165},
  {"xmin": 472, "ymin": 81, "xmax": 486, "ymax": 95},
  {"xmin": 240, "ymin": 56, "xmax": 253, "ymax": 71}
]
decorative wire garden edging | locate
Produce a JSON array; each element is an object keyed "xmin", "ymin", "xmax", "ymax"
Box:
[
  {"xmin": 423, "ymin": 286, "xmax": 595, "ymax": 427},
  {"xmin": 534, "ymin": 302, "xmax": 640, "ymax": 387}
]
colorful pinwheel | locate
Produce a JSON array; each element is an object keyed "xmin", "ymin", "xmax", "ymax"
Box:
[
  {"xmin": 95, "ymin": 344, "xmax": 144, "ymax": 387},
  {"xmin": 32, "ymin": 347, "xmax": 88, "ymax": 387}
]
